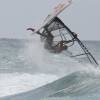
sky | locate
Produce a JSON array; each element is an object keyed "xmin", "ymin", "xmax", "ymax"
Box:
[{"xmin": 0, "ymin": 0, "xmax": 100, "ymax": 40}]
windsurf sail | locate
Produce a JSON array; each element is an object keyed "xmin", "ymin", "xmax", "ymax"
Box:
[{"xmin": 27, "ymin": 0, "xmax": 98, "ymax": 66}]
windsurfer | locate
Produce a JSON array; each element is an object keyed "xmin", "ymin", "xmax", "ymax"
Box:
[{"xmin": 27, "ymin": 28, "xmax": 74, "ymax": 53}]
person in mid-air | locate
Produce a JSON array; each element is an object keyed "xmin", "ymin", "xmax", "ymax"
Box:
[{"xmin": 27, "ymin": 28, "xmax": 75, "ymax": 53}]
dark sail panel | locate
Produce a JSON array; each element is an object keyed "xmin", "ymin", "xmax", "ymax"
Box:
[{"xmin": 40, "ymin": 17, "xmax": 98, "ymax": 66}]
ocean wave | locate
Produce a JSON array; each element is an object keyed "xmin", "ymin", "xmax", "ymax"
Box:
[{"xmin": 0, "ymin": 73, "xmax": 58, "ymax": 97}]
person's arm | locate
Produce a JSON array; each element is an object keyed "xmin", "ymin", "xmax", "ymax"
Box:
[
  {"xmin": 61, "ymin": 40, "xmax": 73, "ymax": 44},
  {"xmin": 27, "ymin": 28, "xmax": 47, "ymax": 37},
  {"xmin": 27, "ymin": 28, "xmax": 35, "ymax": 32}
]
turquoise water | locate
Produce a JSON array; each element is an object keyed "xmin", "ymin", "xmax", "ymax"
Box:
[{"xmin": 0, "ymin": 38, "xmax": 100, "ymax": 100}]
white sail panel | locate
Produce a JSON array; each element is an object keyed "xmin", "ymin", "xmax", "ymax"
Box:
[{"xmin": 35, "ymin": 0, "xmax": 72, "ymax": 33}]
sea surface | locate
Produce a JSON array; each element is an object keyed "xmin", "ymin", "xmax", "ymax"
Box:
[{"xmin": 0, "ymin": 38, "xmax": 100, "ymax": 100}]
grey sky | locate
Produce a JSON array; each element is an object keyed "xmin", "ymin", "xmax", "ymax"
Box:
[{"xmin": 0, "ymin": 0, "xmax": 99, "ymax": 40}]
